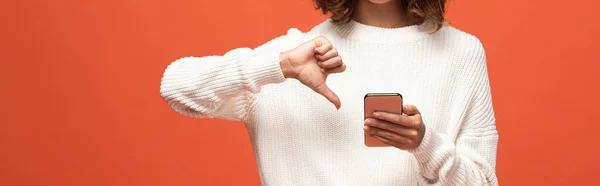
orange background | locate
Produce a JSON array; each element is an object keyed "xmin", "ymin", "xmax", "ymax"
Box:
[{"xmin": 1, "ymin": 0, "xmax": 599, "ymax": 185}]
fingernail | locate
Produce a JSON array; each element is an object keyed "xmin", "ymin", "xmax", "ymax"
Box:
[
  {"xmin": 373, "ymin": 112, "xmax": 380, "ymax": 117},
  {"xmin": 363, "ymin": 126, "xmax": 369, "ymax": 131}
]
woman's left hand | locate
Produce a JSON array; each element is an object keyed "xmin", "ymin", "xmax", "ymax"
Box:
[{"xmin": 364, "ymin": 105, "xmax": 426, "ymax": 150}]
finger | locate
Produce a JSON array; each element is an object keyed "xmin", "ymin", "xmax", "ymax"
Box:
[
  {"xmin": 318, "ymin": 56, "xmax": 343, "ymax": 69},
  {"xmin": 313, "ymin": 36, "xmax": 330, "ymax": 47},
  {"xmin": 371, "ymin": 134, "xmax": 411, "ymax": 150},
  {"xmin": 364, "ymin": 126, "xmax": 407, "ymax": 144},
  {"xmin": 365, "ymin": 118, "xmax": 417, "ymax": 139},
  {"xmin": 314, "ymin": 37, "xmax": 333, "ymax": 55},
  {"xmin": 315, "ymin": 44, "xmax": 332, "ymax": 55},
  {"xmin": 403, "ymin": 105, "xmax": 421, "ymax": 116},
  {"xmin": 313, "ymin": 83, "xmax": 341, "ymax": 109},
  {"xmin": 364, "ymin": 127, "xmax": 406, "ymax": 148},
  {"xmin": 373, "ymin": 111, "xmax": 414, "ymax": 127},
  {"xmin": 322, "ymin": 63, "xmax": 346, "ymax": 74},
  {"xmin": 316, "ymin": 48, "xmax": 338, "ymax": 61}
]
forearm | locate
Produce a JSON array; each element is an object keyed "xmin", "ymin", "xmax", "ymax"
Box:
[
  {"xmin": 160, "ymin": 49, "xmax": 286, "ymax": 120},
  {"xmin": 160, "ymin": 28, "xmax": 304, "ymax": 120}
]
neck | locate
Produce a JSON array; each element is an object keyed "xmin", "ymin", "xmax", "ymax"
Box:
[{"xmin": 352, "ymin": 0, "xmax": 412, "ymax": 28}]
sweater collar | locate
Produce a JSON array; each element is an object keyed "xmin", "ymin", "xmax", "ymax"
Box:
[{"xmin": 326, "ymin": 18, "xmax": 432, "ymax": 44}]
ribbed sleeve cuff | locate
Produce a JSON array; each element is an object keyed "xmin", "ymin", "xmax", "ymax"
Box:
[
  {"xmin": 408, "ymin": 127, "xmax": 449, "ymax": 164},
  {"xmin": 245, "ymin": 53, "xmax": 287, "ymax": 90}
]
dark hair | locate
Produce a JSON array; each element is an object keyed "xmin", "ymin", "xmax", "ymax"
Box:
[{"xmin": 314, "ymin": 0, "xmax": 446, "ymax": 32}]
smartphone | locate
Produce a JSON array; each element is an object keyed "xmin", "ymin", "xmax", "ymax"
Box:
[{"xmin": 364, "ymin": 93, "xmax": 403, "ymax": 147}]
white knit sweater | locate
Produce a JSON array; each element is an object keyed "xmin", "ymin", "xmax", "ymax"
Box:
[{"xmin": 160, "ymin": 19, "xmax": 498, "ymax": 186}]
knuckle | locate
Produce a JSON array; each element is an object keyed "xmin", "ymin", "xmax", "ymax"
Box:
[
  {"xmin": 412, "ymin": 120, "xmax": 422, "ymax": 127},
  {"xmin": 328, "ymin": 45, "xmax": 334, "ymax": 50},
  {"xmin": 378, "ymin": 136, "xmax": 389, "ymax": 143},
  {"xmin": 314, "ymin": 84, "xmax": 327, "ymax": 92},
  {"xmin": 409, "ymin": 130, "xmax": 418, "ymax": 138},
  {"xmin": 333, "ymin": 58, "xmax": 342, "ymax": 65},
  {"xmin": 393, "ymin": 136, "xmax": 404, "ymax": 143},
  {"xmin": 327, "ymin": 62, "xmax": 337, "ymax": 68},
  {"xmin": 331, "ymin": 49, "xmax": 338, "ymax": 56},
  {"xmin": 385, "ymin": 133, "xmax": 394, "ymax": 139},
  {"xmin": 393, "ymin": 117, "xmax": 402, "ymax": 124},
  {"xmin": 373, "ymin": 120, "xmax": 381, "ymax": 128},
  {"xmin": 370, "ymin": 128, "xmax": 380, "ymax": 135}
]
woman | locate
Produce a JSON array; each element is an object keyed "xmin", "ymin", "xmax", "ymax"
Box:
[{"xmin": 160, "ymin": 0, "xmax": 498, "ymax": 185}]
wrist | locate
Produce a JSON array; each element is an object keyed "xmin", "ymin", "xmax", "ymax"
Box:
[{"xmin": 279, "ymin": 51, "xmax": 296, "ymax": 79}]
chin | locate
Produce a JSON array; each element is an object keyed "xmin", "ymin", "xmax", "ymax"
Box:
[{"xmin": 367, "ymin": 0, "xmax": 394, "ymax": 4}]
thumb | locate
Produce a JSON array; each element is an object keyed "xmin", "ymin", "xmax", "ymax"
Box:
[
  {"xmin": 403, "ymin": 105, "xmax": 420, "ymax": 115},
  {"xmin": 313, "ymin": 83, "xmax": 341, "ymax": 109}
]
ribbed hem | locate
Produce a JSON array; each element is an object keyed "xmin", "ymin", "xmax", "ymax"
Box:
[
  {"xmin": 245, "ymin": 52, "xmax": 287, "ymax": 89},
  {"xmin": 408, "ymin": 127, "xmax": 445, "ymax": 164},
  {"xmin": 328, "ymin": 18, "xmax": 431, "ymax": 44}
]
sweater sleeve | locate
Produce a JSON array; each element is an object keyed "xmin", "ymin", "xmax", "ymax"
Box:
[
  {"xmin": 409, "ymin": 40, "xmax": 499, "ymax": 186},
  {"xmin": 160, "ymin": 28, "xmax": 304, "ymax": 121}
]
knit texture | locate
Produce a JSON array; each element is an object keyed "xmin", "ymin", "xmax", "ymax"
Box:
[{"xmin": 160, "ymin": 19, "xmax": 498, "ymax": 186}]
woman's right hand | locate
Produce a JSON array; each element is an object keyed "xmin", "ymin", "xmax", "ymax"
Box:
[{"xmin": 279, "ymin": 36, "xmax": 346, "ymax": 109}]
